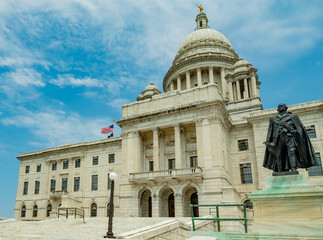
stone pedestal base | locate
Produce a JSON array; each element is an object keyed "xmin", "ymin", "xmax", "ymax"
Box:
[{"xmin": 248, "ymin": 174, "xmax": 323, "ymax": 235}]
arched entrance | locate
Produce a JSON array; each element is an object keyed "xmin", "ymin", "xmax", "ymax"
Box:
[
  {"xmin": 191, "ymin": 192, "xmax": 199, "ymax": 217},
  {"xmin": 183, "ymin": 186, "xmax": 199, "ymax": 217},
  {"xmin": 159, "ymin": 187, "xmax": 175, "ymax": 217},
  {"xmin": 168, "ymin": 193, "xmax": 175, "ymax": 217},
  {"xmin": 139, "ymin": 190, "xmax": 152, "ymax": 217}
]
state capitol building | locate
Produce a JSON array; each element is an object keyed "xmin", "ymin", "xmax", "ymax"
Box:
[{"xmin": 14, "ymin": 11, "xmax": 323, "ymax": 221}]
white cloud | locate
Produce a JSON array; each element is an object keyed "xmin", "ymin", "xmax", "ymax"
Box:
[
  {"xmin": 2, "ymin": 109, "xmax": 112, "ymax": 147},
  {"xmin": 50, "ymin": 75, "xmax": 102, "ymax": 88},
  {"xmin": 4, "ymin": 68, "xmax": 45, "ymax": 87}
]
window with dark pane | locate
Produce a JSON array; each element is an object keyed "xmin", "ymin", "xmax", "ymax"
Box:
[
  {"xmin": 149, "ymin": 161, "xmax": 154, "ymax": 172},
  {"xmin": 308, "ymin": 153, "xmax": 322, "ymax": 176},
  {"xmin": 91, "ymin": 203, "xmax": 97, "ymax": 217},
  {"xmin": 34, "ymin": 181, "xmax": 40, "ymax": 194},
  {"xmin": 63, "ymin": 160, "xmax": 69, "ymax": 169},
  {"xmin": 240, "ymin": 163, "xmax": 253, "ymax": 184},
  {"xmin": 33, "ymin": 205, "xmax": 38, "ymax": 217},
  {"xmin": 21, "ymin": 205, "xmax": 26, "ymax": 218},
  {"xmin": 108, "ymin": 154, "xmax": 115, "ymax": 164},
  {"xmin": 46, "ymin": 204, "xmax": 52, "ymax": 217},
  {"xmin": 61, "ymin": 178, "xmax": 68, "ymax": 191},
  {"xmin": 51, "ymin": 162, "xmax": 57, "ymax": 171},
  {"xmin": 190, "ymin": 156, "xmax": 198, "ymax": 167},
  {"xmin": 23, "ymin": 181, "xmax": 28, "ymax": 195},
  {"xmin": 25, "ymin": 166, "xmax": 30, "ymax": 174},
  {"xmin": 92, "ymin": 156, "xmax": 99, "ymax": 165},
  {"xmin": 75, "ymin": 159, "xmax": 81, "ymax": 168},
  {"xmin": 168, "ymin": 159, "xmax": 175, "ymax": 170},
  {"xmin": 92, "ymin": 175, "xmax": 98, "ymax": 191},
  {"xmin": 36, "ymin": 164, "xmax": 41, "ymax": 172},
  {"xmin": 238, "ymin": 139, "xmax": 249, "ymax": 151},
  {"xmin": 50, "ymin": 179, "xmax": 56, "ymax": 192},
  {"xmin": 305, "ymin": 125, "xmax": 316, "ymax": 138},
  {"xmin": 74, "ymin": 177, "xmax": 80, "ymax": 191}
]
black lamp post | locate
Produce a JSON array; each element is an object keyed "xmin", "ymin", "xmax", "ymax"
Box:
[{"xmin": 104, "ymin": 172, "xmax": 117, "ymax": 238}]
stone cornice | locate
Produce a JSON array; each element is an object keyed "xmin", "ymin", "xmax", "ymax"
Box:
[
  {"xmin": 17, "ymin": 137, "xmax": 122, "ymax": 160},
  {"xmin": 246, "ymin": 100, "xmax": 323, "ymax": 123}
]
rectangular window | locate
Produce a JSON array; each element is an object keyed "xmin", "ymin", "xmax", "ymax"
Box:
[
  {"xmin": 168, "ymin": 159, "xmax": 175, "ymax": 170},
  {"xmin": 190, "ymin": 156, "xmax": 198, "ymax": 168},
  {"xmin": 109, "ymin": 154, "xmax": 115, "ymax": 163},
  {"xmin": 238, "ymin": 139, "xmax": 249, "ymax": 151},
  {"xmin": 74, "ymin": 177, "xmax": 80, "ymax": 191},
  {"xmin": 92, "ymin": 175, "xmax": 98, "ymax": 191},
  {"xmin": 75, "ymin": 159, "xmax": 81, "ymax": 168},
  {"xmin": 149, "ymin": 161, "xmax": 154, "ymax": 172},
  {"xmin": 36, "ymin": 164, "xmax": 41, "ymax": 172},
  {"xmin": 62, "ymin": 178, "xmax": 68, "ymax": 191},
  {"xmin": 50, "ymin": 179, "xmax": 56, "ymax": 192},
  {"xmin": 25, "ymin": 166, "xmax": 30, "ymax": 174},
  {"xmin": 23, "ymin": 182, "xmax": 28, "ymax": 195},
  {"xmin": 306, "ymin": 125, "xmax": 316, "ymax": 138},
  {"xmin": 92, "ymin": 156, "xmax": 99, "ymax": 166},
  {"xmin": 63, "ymin": 160, "xmax": 69, "ymax": 169},
  {"xmin": 52, "ymin": 162, "xmax": 57, "ymax": 171},
  {"xmin": 108, "ymin": 174, "xmax": 112, "ymax": 190},
  {"xmin": 240, "ymin": 163, "xmax": 253, "ymax": 184},
  {"xmin": 308, "ymin": 153, "xmax": 322, "ymax": 176},
  {"xmin": 34, "ymin": 181, "xmax": 40, "ymax": 194}
]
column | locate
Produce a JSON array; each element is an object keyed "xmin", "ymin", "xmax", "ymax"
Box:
[
  {"xmin": 197, "ymin": 68, "xmax": 202, "ymax": 86},
  {"xmin": 244, "ymin": 78, "xmax": 249, "ymax": 99},
  {"xmin": 133, "ymin": 131, "xmax": 141, "ymax": 172},
  {"xmin": 208, "ymin": 67, "xmax": 214, "ymax": 84},
  {"xmin": 175, "ymin": 193, "xmax": 184, "ymax": 217},
  {"xmin": 170, "ymin": 80, "xmax": 174, "ymax": 91},
  {"xmin": 251, "ymin": 75, "xmax": 257, "ymax": 97},
  {"xmin": 177, "ymin": 76, "xmax": 181, "ymax": 91},
  {"xmin": 221, "ymin": 68, "xmax": 227, "ymax": 99},
  {"xmin": 236, "ymin": 80, "xmax": 241, "ymax": 100},
  {"xmin": 174, "ymin": 123, "xmax": 182, "ymax": 169},
  {"xmin": 228, "ymin": 81, "xmax": 234, "ymax": 101},
  {"xmin": 186, "ymin": 71, "xmax": 191, "ymax": 90},
  {"xmin": 194, "ymin": 119, "xmax": 204, "ymax": 168},
  {"xmin": 153, "ymin": 128, "xmax": 160, "ymax": 171},
  {"xmin": 152, "ymin": 194, "xmax": 159, "ymax": 217}
]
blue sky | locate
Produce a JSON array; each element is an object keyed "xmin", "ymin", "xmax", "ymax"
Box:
[{"xmin": 0, "ymin": 0, "xmax": 322, "ymax": 218}]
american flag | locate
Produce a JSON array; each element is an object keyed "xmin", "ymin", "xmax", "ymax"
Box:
[{"xmin": 101, "ymin": 124, "xmax": 114, "ymax": 134}]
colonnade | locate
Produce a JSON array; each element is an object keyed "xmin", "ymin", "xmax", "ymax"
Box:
[
  {"xmin": 168, "ymin": 67, "xmax": 227, "ymax": 99},
  {"xmin": 227, "ymin": 75, "xmax": 258, "ymax": 101}
]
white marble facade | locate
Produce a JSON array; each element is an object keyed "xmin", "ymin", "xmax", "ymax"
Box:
[{"xmin": 15, "ymin": 13, "xmax": 323, "ymax": 220}]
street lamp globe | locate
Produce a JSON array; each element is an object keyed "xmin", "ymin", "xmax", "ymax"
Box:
[{"xmin": 109, "ymin": 172, "xmax": 117, "ymax": 180}]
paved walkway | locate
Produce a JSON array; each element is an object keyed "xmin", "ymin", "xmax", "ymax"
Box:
[{"xmin": 0, "ymin": 217, "xmax": 191, "ymax": 239}]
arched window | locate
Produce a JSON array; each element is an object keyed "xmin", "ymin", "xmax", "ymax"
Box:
[
  {"xmin": 90, "ymin": 203, "xmax": 97, "ymax": 217},
  {"xmin": 21, "ymin": 205, "xmax": 26, "ymax": 218},
  {"xmin": 33, "ymin": 205, "xmax": 38, "ymax": 217},
  {"xmin": 47, "ymin": 204, "xmax": 52, "ymax": 217},
  {"xmin": 243, "ymin": 199, "xmax": 253, "ymax": 209},
  {"xmin": 199, "ymin": 21, "xmax": 202, "ymax": 27}
]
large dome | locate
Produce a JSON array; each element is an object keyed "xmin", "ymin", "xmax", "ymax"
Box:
[
  {"xmin": 172, "ymin": 28, "xmax": 238, "ymax": 65},
  {"xmin": 179, "ymin": 29, "xmax": 233, "ymax": 52}
]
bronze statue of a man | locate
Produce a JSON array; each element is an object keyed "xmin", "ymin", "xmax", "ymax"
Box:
[{"xmin": 263, "ymin": 103, "xmax": 318, "ymax": 173}]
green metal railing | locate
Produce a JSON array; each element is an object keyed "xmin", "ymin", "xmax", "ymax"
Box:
[{"xmin": 190, "ymin": 204, "xmax": 248, "ymax": 233}]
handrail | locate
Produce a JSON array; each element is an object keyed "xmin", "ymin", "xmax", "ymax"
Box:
[
  {"xmin": 58, "ymin": 207, "xmax": 85, "ymax": 223},
  {"xmin": 190, "ymin": 204, "xmax": 247, "ymax": 233}
]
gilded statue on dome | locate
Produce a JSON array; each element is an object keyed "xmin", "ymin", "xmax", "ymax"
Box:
[{"xmin": 196, "ymin": 4, "xmax": 203, "ymax": 13}]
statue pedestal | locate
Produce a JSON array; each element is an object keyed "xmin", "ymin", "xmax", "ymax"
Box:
[{"xmin": 248, "ymin": 174, "xmax": 323, "ymax": 235}]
